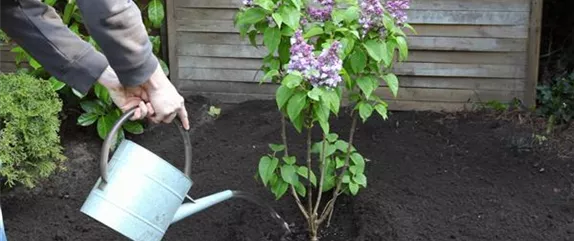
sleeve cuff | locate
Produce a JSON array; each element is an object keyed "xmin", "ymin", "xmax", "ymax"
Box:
[{"xmin": 115, "ymin": 51, "xmax": 160, "ymax": 88}]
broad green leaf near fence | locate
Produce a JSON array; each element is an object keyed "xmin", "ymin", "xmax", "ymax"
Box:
[{"xmin": 148, "ymin": 0, "xmax": 165, "ymax": 28}]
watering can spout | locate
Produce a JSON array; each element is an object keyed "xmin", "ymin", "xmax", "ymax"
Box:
[{"xmin": 171, "ymin": 190, "xmax": 235, "ymax": 224}]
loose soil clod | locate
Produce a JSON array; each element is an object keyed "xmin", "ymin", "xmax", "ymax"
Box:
[{"xmin": 1, "ymin": 95, "xmax": 573, "ymax": 241}]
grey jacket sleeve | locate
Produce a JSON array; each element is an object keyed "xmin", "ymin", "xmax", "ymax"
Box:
[
  {"xmin": 0, "ymin": 0, "xmax": 158, "ymax": 93},
  {"xmin": 76, "ymin": 0, "xmax": 159, "ymax": 87},
  {"xmin": 0, "ymin": 0, "xmax": 109, "ymax": 94}
]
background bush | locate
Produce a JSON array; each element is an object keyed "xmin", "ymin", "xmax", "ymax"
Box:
[{"xmin": 0, "ymin": 73, "xmax": 66, "ymax": 189}]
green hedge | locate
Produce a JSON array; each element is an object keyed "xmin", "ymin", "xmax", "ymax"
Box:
[{"xmin": 0, "ymin": 73, "xmax": 66, "ymax": 189}]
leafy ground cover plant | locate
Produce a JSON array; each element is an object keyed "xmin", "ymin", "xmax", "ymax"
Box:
[
  {"xmin": 1, "ymin": 0, "xmax": 168, "ymax": 142},
  {"xmin": 537, "ymin": 71, "xmax": 574, "ymax": 133},
  {"xmin": 234, "ymin": 0, "xmax": 413, "ymax": 239},
  {"xmin": 0, "ymin": 73, "xmax": 66, "ymax": 189}
]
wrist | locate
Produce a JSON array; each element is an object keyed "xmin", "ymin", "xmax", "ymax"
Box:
[{"xmin": 141, "ymin": 63, "xmax": 166, "ymax": 91}]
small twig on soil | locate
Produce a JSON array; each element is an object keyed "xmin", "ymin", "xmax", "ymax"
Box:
[{"xmin": 282, "ymin": 115, "xmax": 309, "ymax": 219}]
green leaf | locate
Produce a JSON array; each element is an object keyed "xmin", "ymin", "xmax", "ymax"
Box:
[
  {"xmin": 326, "ymin": 133, "xmax": 338, "ymax": 142},
  {"xmin": 254, "ymin": 0, "xmax": 274, "ymax": 11},
  {"xmin": 283, "ymin": 156, "xmax": 296, "ymax": 165},
  {"xmin": 49, "ymin": 77, "xmax": 66, "ymax": 91},
  {"xmin": 350, "ymin": 48, "xmax": 367, "ymax": 74},
  {"xmin": 123, "ymin": 120, "xmax": 144, "ymax": 134},
  {"xmin": 322, "ymin": 89, "xmax": 340, "ymax": 115},
  {"xmin": 287, "ymin": 91, "xmax": 307, "ymax": 125},
  {"xmin": 356, "ymin": 76, "xmax": 378, "ymax": 99},
  {"xmin": 342, "ymin": 173, "xmax": 351, "ymax": 183},
  {"xmin": 261, "ymin": 69, "xmax": 279, "ymax": 83},
  {"xmin": 336, "ymin": 156, "xmax": 345, "ymax": 168},
  {"xmin": 341, "ymin": 68, "xmax": 353, "ymax": 90},
  {"xmin": 335, "ymin": 140, "xmax": 349, "ymax": 152},
  {"xmin": 269, "ymin": 144, "xmax": 285, "ymax": 152},
  {"xmin": 383, "ymin": 14, "xmax": 394, "ymax": 31},
  {"xmin": 353, "ymin": 173, "xmax": 367, "ymax": 187},
  {"xmin": 276, "ymin": 85, "xmax": 295, "ymax": 110},
  {"xmin": 29, "ymin": 58, "xmax": 41, "ymax": 70},
  {"xmin": 307, "ymin": 87, "xmax": 322, "ymax": 101},
  {"xmin": 280, "ymin": 165, "xmax": 299, "ymax": 185},
  {"xmin": 80, "ymin": 100, "xmax": 105, "ymax": 115},
  {"xmin": 96, "ymin": 112, "xmax": 118, "ymax": 140},
  {"xmin": 248, "ymin": 30, "xmax": 259, "ymax": 47},
  {"xmin": 264, "ymin": 27, "xmax": 281, "ymax": 53},
  {"xmin": 270, "ymin": 59, "xmax": 281, "ymax": 70},
  {"xmin": 271, "ymin": 178, "xmax": 289, "ymax": 199},
  {"xmin": 272, "ymin": 13, "xmax": 283, "ymax": 27},
  {"xmin": 297, "ymin": 166, "xmax": 317, "ymax": 186},
  {"xmin": 44, "ymin": 0, "xmax": 57, "ymax": 6},
  {"xmin": 383, "ymin": 73, "xmax": 399, "ymax": 97},
  {"xmin": 159, "ymin": 58, "xmax": 170, "ymax": 76},
  {"xmin": 238, "ymin": 8, "xmax": 267, "ymax": 25},
  {"xmin": 349, "ymin": 182, "xmax": 359, "ymax": 195},
  {"xmin": 288, "ymin": 0, "xmax": 302, "ymax": 10},
  {"xmin": 363, "ymin": 40, "xmax": 384, "ymax": 62},
  {"xmin": 294, "ymin": 182, "xmax": 306, "ymax": 197},
  {"xmin": 259, "ymin": 156, "xmax": 279, "ymax": 186},
  {"xmin": 94, "ymin": 83, "xmax": 111, "ymax": 105},
  {"xmin": 395, "ymin": 36, "xmax": 409, "ymax": 61},
  {"xmin": 77, "ymin": 112, "xmax": 99, "ymax": 126},
  {"xmin": 72, "ymin": 88, "xmax": 86, "ymax": 98},
  {"xmin": 148, "ymin": 0, "xmax": 165, "ymax": 28},
  {"xmin": 63, "ymin": 2, "xmax": 76, "ymax": 24},
  {"xmin": 374, "ymin": 103, "xmax": 388, "ymax": 119},
  {"xmin": 404, "ymin": 23, "xmax": 418, "ymax": 34},
  {"xmin": 304, "ymin": 26, "xmax": 324, "ymax": 38},
  {"xmin": 279, "ymin": 6, "xmax": 300, "ymax": 30},
  {"xmin": 350, "ymin": 153, "xmax": 365, "ymax": 173},
  {"xmin": 279, "ymin": 38, "xmax": 292, "ymax": 64},
  {"xmin": 292, "ymin": 112, "xmax": 304, "ymax": 133},
  {"xmin": 314, "ymin": 102, "xmax": 330, "ymax": 134},
  {"xmin": 358, "ymin": 102, "xmax": 374, "ymax": 123},
  {"xmin": 283, "ymin": 73, "xmax": 303, "ymax": 89},
  {"xmin": 343, "ymin": 6, "xmax": 360, "ymax": 22}
]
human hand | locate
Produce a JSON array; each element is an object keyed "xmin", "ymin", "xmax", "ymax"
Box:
[
  {"xmin": 141, "ymin": 64, "xmax": 190, "ymax": 130},
  {"xmin": 97, "ymin": 66, "xmax": 153, "ymax": 121}
]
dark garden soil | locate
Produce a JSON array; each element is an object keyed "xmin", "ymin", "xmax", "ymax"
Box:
[{"xmin": 2, "ymin": 95, "xmax": 574, "ymax": 241}]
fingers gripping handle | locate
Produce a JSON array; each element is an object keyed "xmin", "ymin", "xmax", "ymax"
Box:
[{"xmin": 99, "ymin": 107, "xmax": 192, "ymax": 183}]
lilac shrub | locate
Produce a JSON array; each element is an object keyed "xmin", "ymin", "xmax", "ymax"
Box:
[{"xmin": 235, "ymin": 0, "xmax": 414, "ymax": 240}]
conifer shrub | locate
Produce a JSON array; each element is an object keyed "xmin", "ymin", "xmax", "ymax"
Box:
[{"xmin": 0, "ymin": 73, "xmax": 66, "ymax": 189}]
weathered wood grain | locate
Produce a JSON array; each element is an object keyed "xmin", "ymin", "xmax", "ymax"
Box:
[
  {"xmin": 175, "ymin": 0, "xmax": 530, "ymax": 11},
  {"xmin": 179, "ymin": 80, "xmax": 523, "ymax": 103},
  {"xmin": 179, "ymin": 62, "xmax": 525, "ymax": 81},
  {"xmin": 178, "ymin": 51, "xmax": 526, "ymax": 68},
  {"xmin": 176, "ymin": 38, "xmax": 526, "ymax": 57},
  {"xmin": 524, "ymin": 0, "xmax": 543, "ymax": 107},
  {"xmin": 175, "ymin": 8, "xmax": 528, "ymax": 26}
]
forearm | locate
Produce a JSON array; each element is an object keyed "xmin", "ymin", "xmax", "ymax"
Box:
[
  {"xmin": 0, "ymin": 0, "xmax": 109, "ymax": 94},
  {"xmin": 76, "ymin": 0, "xmax": 159, "ymax": 87}
]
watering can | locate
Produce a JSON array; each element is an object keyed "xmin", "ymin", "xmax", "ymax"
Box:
[{"xmin": 80, "ymin": 107, "xmax": 235, "ymax": 241}]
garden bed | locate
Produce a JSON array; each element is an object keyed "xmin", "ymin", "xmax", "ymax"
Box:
[{"xmin": 2, "ymin": 95, "xmax": 574, "ymax": 241}]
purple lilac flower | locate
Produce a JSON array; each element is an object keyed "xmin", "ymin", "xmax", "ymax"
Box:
[
  {"xmin": 307, "ymin": 0, "xmax": 335, "ymax": 22},
  {"xmin": 358, "ymin": 0, "xmax": 384, "ymax": 34},
  {"xmin": 242, "ymin": 0, "xmax": 253, "ymax": 7},
  {"xmin": 287, "ymin": 30, "xmax": 319, "ymax": 78},
  {"xmin": 308, "ymin": 5, "xmax": 333, "ymax": 22},
  {"xmin": 385, "ymin": 0, "xmax": 410, "ymax": 26},
  {"xmin": 287, "ymin": 31, "xmax": 343, "ymax": 88},
  {"xmin": 311, "ymin": 41, "xmax": 343, "ymax": 88}
]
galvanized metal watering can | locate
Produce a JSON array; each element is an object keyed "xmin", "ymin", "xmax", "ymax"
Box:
[{"xmin": 80, "ymin": 108, "xmax": 234, "ymax": 241}]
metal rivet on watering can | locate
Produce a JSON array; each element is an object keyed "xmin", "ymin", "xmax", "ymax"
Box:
[{"xmin": 80, "ymin": 107, "xmax": 235, "ymax": 241}]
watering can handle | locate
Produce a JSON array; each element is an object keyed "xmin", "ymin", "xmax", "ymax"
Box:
[{"xmin": 99, "ymin": 107, "xmax": 192, "ymax": 183}]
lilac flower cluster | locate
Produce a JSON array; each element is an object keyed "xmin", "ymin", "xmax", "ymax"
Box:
[
  {"xmin": 358, "ymin": 0, "xmax": 384, "ymax": 34},
  {"xmin": 287, "ymin": 30, "xmax": 343, "ymax": 88},
  {"xmin": 312, "ymin": 41, "xmax": 343, "ymax": 88},
  {"xmin": 242, "ymin": 0, "xmax": 253, "ymax": 7},
  {"xmin": 307, "ymin": 0, "xmax": 335, "ymax": 22},
  {"xmin": 385, "ymin": 0, "xmax": 410, "ymax": 26}
]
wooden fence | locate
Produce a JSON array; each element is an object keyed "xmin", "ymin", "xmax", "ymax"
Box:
[
  {"xmin": 167, "ymin": 0, "xmax": 543, "ymax": 111},
  {"xmin": 0, "ymin": 44, "xmax": 17, "ymax": 73}
]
